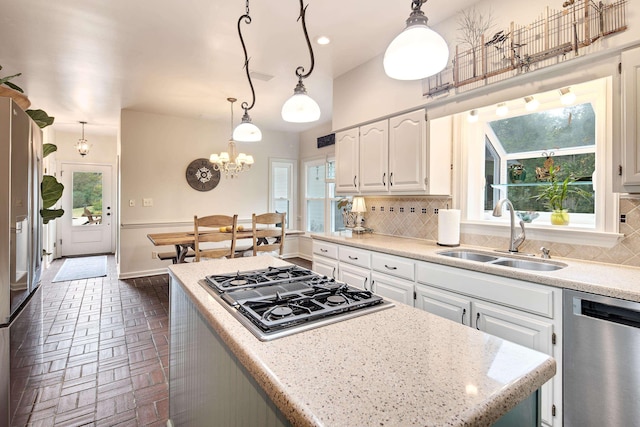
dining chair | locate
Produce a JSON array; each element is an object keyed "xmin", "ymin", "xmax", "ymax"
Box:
[
  {"xmin": 193, "ymin": 214, "xmax": 238, "ymax": 261},
  {"xmin": 251, "ymin": 212, "xmax": 286, "ymax": 257}
]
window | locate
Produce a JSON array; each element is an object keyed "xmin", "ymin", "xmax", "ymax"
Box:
[
  {"xmin": 270, "ymin": 159, "xmax": 295, "ymax": 229},
  {"xmin": 304, "ymin": 158, "xmax": 345, "ymax": 233},
  {"xmin": 460, "ymin": 76, "xmax": 617, "ymax": 239},
  {"xmin": 484, "ymin": 103, "xmax": 596, "ymax": 220}
]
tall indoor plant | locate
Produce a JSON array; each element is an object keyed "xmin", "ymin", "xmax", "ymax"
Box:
[{"xmin": 534, "ymin": 164, "xmax": 591, "ymax": 225}]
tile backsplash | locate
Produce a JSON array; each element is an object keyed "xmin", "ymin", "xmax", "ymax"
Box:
[{"xmin": 362, "ymin": 196, "xmax": 640, "ymax": 268}]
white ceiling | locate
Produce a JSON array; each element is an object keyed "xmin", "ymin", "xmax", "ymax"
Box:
[{"xmin": 0, "ymin": 0, "xmax": 476, "ymax": 136}]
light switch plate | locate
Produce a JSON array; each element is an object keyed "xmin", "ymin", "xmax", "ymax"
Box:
[{"xmin": 129, "ymin": 199, "xmax": 135, "ymax": 207}]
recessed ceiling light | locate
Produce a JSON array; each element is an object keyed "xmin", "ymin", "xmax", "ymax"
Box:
[
  {"xmin": 316, "ymin": 36, "xmax": 330, "ymax": 45},
  {"xmin": 496, "ymin": 103, "xmax": 509, "ymax": 116}
]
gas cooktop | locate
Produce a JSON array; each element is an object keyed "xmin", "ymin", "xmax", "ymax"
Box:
[{"xmin": 200, "ymin": 265, "xmax": 393, "ymax": 341}]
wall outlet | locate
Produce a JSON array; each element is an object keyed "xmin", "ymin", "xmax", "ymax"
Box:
[
  {"xmin": 143, "ymin": 198, "xmax": 153, "ymax": 207},
  {"xmin": 152, "ymin": 251, "xmax": 158, "ymax": 259},
  {"xmin": 434, "ymin": 208, "xmax": 439, "ymax": 215}
]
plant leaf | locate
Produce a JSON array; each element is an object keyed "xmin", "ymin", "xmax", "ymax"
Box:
[
  {"xmin": 43, "ymin": 143, "xmax": 57, "ymax": 158},
  {"xmin": 41, "ymin": 175, "xmax": 64, "ymax": 209},
  {"xmin": 26, "ymin": 109, "xmax": 55, "ymax": 128},
  {"xmin": 0, "ymin": 72, "xmax": 23, "ymax": 92},
  {"xmin": 40, "ymin": 208, "xmax": 64, "ymax": 224},
  {"xmin": 4, "ymin": 81, "xmax": 24, "ymax": 93}
]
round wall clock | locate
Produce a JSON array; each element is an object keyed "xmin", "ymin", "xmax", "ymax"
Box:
[{"xmin": 185, "ymin": 158, "xmax": 220, "ymax": 191}]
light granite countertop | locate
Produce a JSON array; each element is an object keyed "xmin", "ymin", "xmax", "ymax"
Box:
[
  {"xmin": 169, "ymin": 257, "xmax": 555, "ymax": 427},
  {"xmin": 311, "ymin": 232, "xmax": 640, "ymax": 303}
]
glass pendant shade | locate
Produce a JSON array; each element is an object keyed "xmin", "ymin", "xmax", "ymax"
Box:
[
  {"xmin": 384, "ymin": 18, "xmax": 449, "ymax": 80},
  {"xmin": 282, "ymin": 83, "xmax": 321, "ymax": 123},
  {"xmin": 233, "ymin": 112, "xmax": 262, "ymax": 142}
]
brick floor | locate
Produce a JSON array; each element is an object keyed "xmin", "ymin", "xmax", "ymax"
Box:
[{"xmin": 10, "ymin": 256, "xmax": 169, "ymax": 427}]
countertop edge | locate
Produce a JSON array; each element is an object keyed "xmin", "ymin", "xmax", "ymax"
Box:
[{"xmin": 311, "ymin": 233, "xmax": 640, "ymax": 302}]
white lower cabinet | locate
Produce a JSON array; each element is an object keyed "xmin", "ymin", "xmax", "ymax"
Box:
[
  {"xmin": 415, "ymin": 284, "xmax": 471, "ymax": 326},
  {"xmin": 415, "ymin": 262, "xmax": 561, "ymax": 427},
  {"xmin": 313, "ymin": 256, "xmax": 338, "ymax": 279},
  {"xmin": 371, "ymin": 272, "xmax": 414, "ymax": 305},
  {"xmin": 338, "ymin": 262, "xmax": 370, "ymax": 291},
  {"xmin": 312, "ymin": 241, "xmax": 338, "ymax": 279}
]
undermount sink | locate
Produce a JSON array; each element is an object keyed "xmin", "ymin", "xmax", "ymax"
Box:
[
  {"xmin": 438, "ymin": 250, "xmax": 499, "ymax": 263},
  {"xmin": 437, "ymin": 249, "xmax": 567, "ymax": 271}
]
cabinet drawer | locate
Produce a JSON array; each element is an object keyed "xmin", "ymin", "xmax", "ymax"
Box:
[
  {"xmin": 371, "ymin": 253, "xmax": 415, "ymax": 281},
  {"xmin": 416, "ymin": 261, "xmax": 555, "ymax": 318},
  {"xmin": 313, "ymin": 241, "xmax": 338, "ymax": 259},
  {"xmin": 339, "ymin": 246, "xmax": 371, "ymax": 269}
]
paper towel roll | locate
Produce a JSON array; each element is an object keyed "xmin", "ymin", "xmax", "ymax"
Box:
[{"xmin": 438, "ymin": 209, "xmax": 460, "ymax": 247}]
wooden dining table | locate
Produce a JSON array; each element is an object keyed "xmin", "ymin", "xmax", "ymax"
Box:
[{"xmin": 147, "ymin": 229, "xmax": 304, "ymax": 263}]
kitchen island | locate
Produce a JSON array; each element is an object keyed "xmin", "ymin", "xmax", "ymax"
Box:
[{"xmin": 168, "ymin": 256, "xmax": 555, "ymax": 426}]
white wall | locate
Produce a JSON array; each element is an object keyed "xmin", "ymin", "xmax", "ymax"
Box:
[
  {"xmin": 333, "ymin": 0, "xmax": 640, "ymax": 130},
  {"xmin": 119, "ymin": 109, "xmax": 300, "ymax": 277}
]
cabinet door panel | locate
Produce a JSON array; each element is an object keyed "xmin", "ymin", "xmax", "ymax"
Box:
[
  {"xmin": 359, "ymin": 120, "xmax": 388, "ymax": 193},
  {"xmin": 415, "ymin": 284, "xmax": 471, "ymax": 326},
  {"xmin": 621, "ymin": 47, "xmax": 640, "ymax": 187},
  {"xmin": 389, "ymin": 110, "xmax": 425, "ymax": 192},
  {"xmin": 473, "ymin": 301, "xmax": 552, "ymax": 354},
  {"xmin": 371, "ymin": 272, "xmax": 413, "ymax": 306},
  {"xmin": 312, "ymin": 257, "xmax": 338, "ymax": 279},
  {"xmin": 473, "ymin": 301, "xmax": 555, "ymax": 427},
  {"xmin": 338, "ymin": 263, "xmax": 370, "ymax": 291},
  {"xmin": 335, "ymin": 128, "xmax": 359, "ymax": 193}
]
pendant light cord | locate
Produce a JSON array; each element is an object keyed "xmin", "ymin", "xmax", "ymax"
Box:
[
  {"xmin": 238, "ymin": 0, "xmax": 256, "ymax": 114},
  {"xmin": 294, "ymin": 0, "xmax": 315, "ymax": 83},
  {"xmin": 411, "ymin": 0, "xmax": 425, "ymax": 11}
]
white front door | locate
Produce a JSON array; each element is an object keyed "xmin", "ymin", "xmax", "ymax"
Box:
[{"xmin": 59, "ymin": 163, "xmax": 113, "ymax": 256}]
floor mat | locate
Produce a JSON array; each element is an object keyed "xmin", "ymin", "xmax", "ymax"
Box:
[{"xmin": 52, "ymin": 255, "xmax": 108, "ymax": 282}]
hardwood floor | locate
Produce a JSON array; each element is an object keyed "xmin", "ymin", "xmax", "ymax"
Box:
[{"xmin": 11, "ymin": 256, "xmax": 170, "ymax": 427}]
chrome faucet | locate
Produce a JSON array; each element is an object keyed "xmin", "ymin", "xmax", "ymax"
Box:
[{"xmin": 492, "ymin": 198, "xmax": 526, "ymax": 253}]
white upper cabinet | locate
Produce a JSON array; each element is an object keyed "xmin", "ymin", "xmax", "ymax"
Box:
[
  {"xmin": 335, "ymin": 109, "xmax": 452, "ymax": 195},
  {"xmin": 335, "ymin": 127, "xmax": 359, "ymax": 193},
  {"xmin": 359, "ymin": 120, "xmax": 389, "ymax": 192},
  {"xmin": 389, "ymin": 109, "xmax": 426, "ymax": 192},
  {"xmin": 619, "ymin": 47, "xmax": 640, "ymax": 191}
]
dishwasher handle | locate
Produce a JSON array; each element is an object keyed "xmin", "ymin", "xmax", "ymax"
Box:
[{"xmin": 577, "ymin": 298, "xmax": 640, "ymax": 329}]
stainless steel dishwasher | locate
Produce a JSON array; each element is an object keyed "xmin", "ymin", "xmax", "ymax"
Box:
[{"xmin": 563, "ymin": 289, "xmax": 640, "ymax": 426}]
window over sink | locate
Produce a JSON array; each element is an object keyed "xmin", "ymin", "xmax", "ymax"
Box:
[{"xmin": 458, "ymin": 76, "xmax": 618, "ymax": 241}]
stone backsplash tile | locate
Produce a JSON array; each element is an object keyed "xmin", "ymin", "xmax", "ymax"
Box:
[{"xmin": 360, "ymin": 196, "xmax": 640, "ymax": 267}]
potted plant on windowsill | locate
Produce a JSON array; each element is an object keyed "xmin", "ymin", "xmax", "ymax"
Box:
[{"xmin": 533, "ymin": 164, "xmax": 591, "ymax": 225}]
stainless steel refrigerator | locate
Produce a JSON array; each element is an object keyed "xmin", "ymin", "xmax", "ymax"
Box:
[{"xmin": 1, "ymin": 97, "xmax": 43, "ymax": 427}]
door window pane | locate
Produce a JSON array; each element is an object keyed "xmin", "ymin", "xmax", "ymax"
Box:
[{"xmin": 72, "ymin": 172, "xmax": 103, "ymax": 226}]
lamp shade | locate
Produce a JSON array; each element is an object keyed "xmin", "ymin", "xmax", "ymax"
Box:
[
  {"xmin": 233, "ymin": 121, "xmax": 262, "ymax": 142},
  {"xmin": 351, "ymin": 196, "xmax": 367, "ymax": 213},
  {"xmin": 384, "ymin": 24, "xmax": 449, "ymax": 80},
  {"xmin": 281, "ymin": 91, "xmax": 321, "ymax": 123}
]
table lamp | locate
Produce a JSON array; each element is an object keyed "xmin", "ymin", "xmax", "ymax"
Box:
[{"xmin": 351, "ymin": 196, "xmax": 367, "ymax": 232}]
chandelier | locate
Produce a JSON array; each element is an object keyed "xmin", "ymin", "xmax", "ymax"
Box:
[
  {"xmin": 210, "ymin": 97, "xmax": 254, "ymax": 178},
  {"xmin": 75, "ymin": 121, "xmax": 90, "ymax": 156}
]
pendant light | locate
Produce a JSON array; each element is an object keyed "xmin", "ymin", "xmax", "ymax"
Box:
[
  {"xmin": 281, "ymin": 0, "xmax": 320, "ymax": 123},
  {"xmin": 210, "ymin": 98, "xmax": 254, "ymax": 178},
  {"xmin": 75, "ymin": 121, "xmax": 90, "ymax": 157},
  {"xmin": 233, "ymin": 0, "xmax": 262, "ymax": 142},
  {"xmin": 384, "ymin": 0, "xmax": 449, "ymax": 81}
]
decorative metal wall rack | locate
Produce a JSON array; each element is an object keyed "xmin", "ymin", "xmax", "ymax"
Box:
[{"xmin": 424, "ymin": 0, "xmax": 627, "ymax": 97}]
